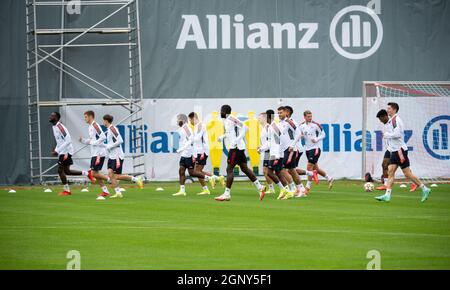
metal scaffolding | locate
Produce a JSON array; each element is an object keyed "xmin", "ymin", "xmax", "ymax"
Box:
[{"xmin": 26, "ymin": 0, "xmax": 146, "ymax": 184}]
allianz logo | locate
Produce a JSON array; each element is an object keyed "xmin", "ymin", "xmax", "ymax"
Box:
[
  {"xmin": 114, "ymin": 122, "xmax": 413, "ymax": 154},
  {"xmin": 176, "ymin": 1, "xmax": 383, "ymax": 60}
]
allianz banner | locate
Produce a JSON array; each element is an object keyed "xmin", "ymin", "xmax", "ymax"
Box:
[
  {"xmin": 62, "ymin": 98, "xmax": 449, "ymax": 180},
  {"xmin": 136, "ymin": 0, "xmax": 450, "ymax": 100}
]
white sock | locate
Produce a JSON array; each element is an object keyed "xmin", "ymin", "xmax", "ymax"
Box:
[
  {"xmin": 224, "ymin": 188, "xmax": 231, "ymax": 196},
  {"xmin": 306, "ymin": 171, "xmax": 314, "ymax": 177},
  {"xmin": 131, "ymin": 176, "xmax": 137, "ymax": 182},
  {"xmin": 385, "ymin": 188, "xmax": 392, "ymax": 197},
  {"xmin": 202, "ymin": 186, "xmax": 209, "ymax": 190},
  {"xmin": 102, "ymin": 186, "xmax": 109, "ymax": 193},
  {"xmin": 276, "ymin": 182, "xmax": 284, "ymax": 189},
  {"xmin": 326, "ymin": 175, "xmax": 332, "ymax": 181},
  {"xmin": 82, "ymin": 171, "xmax": 88, "ymax": 176},
  {"xmin": 306, "ymin": 181, "xmax": 311, "ymax": 189},
  {"xmin": 289, "ymin": 182, "xmax": 296, "ymax": 192},
  {"xmin": 63, "ymin": 184, "xmax": 70, "ymax": 192},
  {"xmin": 384, "ymin": 179, "xmax": 388, "ymax": 186},
  {"xmin": 269, "ymin": 183, "xmax": 275, "ymax": 191},
  {"xmin": 212, "ymin": 175, "xmax": 218, "ymax": 181},
  {"xmin": 107, "ymin": 177, "xmax": 111, "ymax": 183},
  {"xmin": 253, "ymin": 180, "xmax": 263, "ymax": 190},
  {"xmin": 204, "ymin": 175, "xmax": 210, "ymax": 181},
  {"xmin": 298, "ymin": 183, "xmax": 305, "ymax": 192},
  {"xmin": 115, "ymin": 187, "xmax": 121, "ymax": 194},
  {"xmin": 180, "ymin": 185, "xmax": 185, "ymax": 192}
]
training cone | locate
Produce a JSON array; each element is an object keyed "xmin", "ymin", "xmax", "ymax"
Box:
[
  {"xmin": 156, "ymin": 187, "xmax": 164, "ymax": 191},
  {"xmin": 44, "ymin": 188, "xmax": 52, "ymax": 193},
  {"xmin": 399, "ymin": 184, "xmax": 407, "ymax": 188},
  {"xmin": 81, "ymin": 188, "xmax": 89, "ymax": 192},
  {"xmin": 431, "ymin": 184, "xmax": 438, "ymax": 187},
  {"xmin": 8, "ymin": 189, "xmax": 16, "ymax": 193}
]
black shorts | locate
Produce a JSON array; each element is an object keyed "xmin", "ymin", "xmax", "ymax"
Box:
[
  {"xmin": 306, "ymin": 148, "xmax": 321, "ymax": 164},
  {"xmin": 90, "ymin": 156, "xmax": 105, "ymax": 171},
  {"xmin": 227, "ymin": 149, "xmax": 247, "ymax": 167},
  {"xmin": 195, "ymin": 154, "xmax": 208, "ymax": 166},
  {"xmin": 282, "ymin": 149, "xmax": 299, "ymax": 169},
  {"xmin": 268, "ymin": 159, "xmax": 283, "ymax": 173},
  {"xmin": 58, "ymin": 154, "xmax": 73, "ymax": 166},
  {"xmin": 263, "ymin": 159, "xmax": 270, "ymax": 167},
  {"xmin": 108, "ymin": 158, "xmax": 124, "ymax": 174},
  {"xmin": 180, "ymin": 156, "xmax": 195, "ymax": 169},
  {"xmin": 383, "ymin": 150, "xmax": 391, "ymax": 159},
  {"xmin": 389, "ymin": 149, "xmax": 410, "ymax": 169},
  {"xmin": 295, "ymin": 151, "xmax": 303, "ymax": 166}
]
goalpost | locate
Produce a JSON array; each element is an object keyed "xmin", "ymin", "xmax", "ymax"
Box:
[{"xmin": 362, "ymin": 81, "xmax": 450, "ymax": 183}]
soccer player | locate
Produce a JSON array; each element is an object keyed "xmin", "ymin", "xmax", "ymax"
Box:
[
  {"xmin": 257, "ymin": 109, "xmax": 289, "ymax": 196},
  {"xmin": 375, "ymin": 109, "xmax": 417, "ymax": 192},
  {"xmin": 188, "ymin": 112, "xmax": 224, "ymax": 195},
  {"xmin": 215, "ymin": 105, "xmax": 266, "ymax": 202},
  {"xmin": 79, "ymin": 110, "xmax": 111, "ymax": 200},
  {"xmin": 173, "ymin": 114, "xmax": 219, "ymax": 196},
  {"xmin": 277, "ymin": 106, "xmax": 306, "ymax": 199},
  {"xmin": 300, "ymin": 110, "xmax": 333, "ymax": 193},
  {"xmin": 49, "ymin": 112, "xmax": 90, "ymax": 196},
  {"xmin": 375, "ymin": 103, "xmax": 431, "ymax": 202},
  {"xmin": 376, "ymin": 109, "xmax": 392, "ymax": 191},
  {"xmin": 102, "ymin": 114, "xmax": 144, "ymax": 199},
  {"xmin": 257, "ymin": 111, "xmax": 276, "ymax": 194}
]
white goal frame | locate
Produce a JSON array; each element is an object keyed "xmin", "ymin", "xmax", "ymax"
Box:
[{"xmin": 361, "ymin": 81, "xmax": 450, "ymax": 182}]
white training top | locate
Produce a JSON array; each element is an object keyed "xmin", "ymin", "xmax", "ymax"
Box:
[
  {"xmin": 105, "ymin": 124, "xmax": 124, "ymax": 160},
  {"xmin": 222, "ymin": 115, "xmax": 247, "ymax": 150},
  {"xmin": 384, "ymin": 114, "xmax": 408, "ymax": 152},
  {"xmin": 279, "ymin": 118, "xmax": 300, "ymax": 152},
  {"xmin": 260, "ymin": 121, "xmax": 283, "ymax": 160},
  {"xmin": 52, "ymin": 121, "xmax": 74, "ymax": 155},
  {"xmin": 381, "ymin": 121, "xmax": 390, "ymax": 151},
  {"xmin": 80, "ymin": 121, "xmax": 107, "ymax": 157},
  {"xmin": 177, "ymin": 124, "xmax": 194, "ymax": 158},
  {"xmin": 299, "ymin": 121, "xmax": 326, "ymax": 151},
  {"xmin": 193, "ymin": 123, "xmax": 209, "ymax": 155},
  {"xmin": 259, "ymin": 124, "xmax": 270, "ymax": 160}
]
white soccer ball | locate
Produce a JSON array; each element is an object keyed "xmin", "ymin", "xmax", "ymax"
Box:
[{"xmin": 364, "ymin": 182, "xmax": 374, "ymax": 192}]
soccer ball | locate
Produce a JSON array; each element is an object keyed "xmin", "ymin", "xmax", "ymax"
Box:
[{"xmin": 364, "ymin": 182, "xmax": 374, "ymax": 192}]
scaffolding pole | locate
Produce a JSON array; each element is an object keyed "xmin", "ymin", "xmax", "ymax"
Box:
[{"xmin": 25, "ymin": 0, "xmax": 146, "ymax": 184}]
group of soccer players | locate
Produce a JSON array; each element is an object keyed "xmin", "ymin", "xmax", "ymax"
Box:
[
  {"xmin": 49, "ymin": 101, "xmax": 431, "ymax": 203},
  {"xmin": 173, "ymin": 105, "xmax": 333, "ymax": 202},
  {"xmin": 172, "ymin": 112, "xmax": 225, "ymax": 197},
  {"xmin": 49, "ymin": 111, "xmax": 144, "ymax": 200},
  {"xmin": 256, "ymin": 106, "xmax": 334, "ymax": 201}
]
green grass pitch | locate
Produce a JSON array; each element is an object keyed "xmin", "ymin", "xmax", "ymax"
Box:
[{"xmin": 0, "ymin": 180, "xmax": 449, "ymax": 269}]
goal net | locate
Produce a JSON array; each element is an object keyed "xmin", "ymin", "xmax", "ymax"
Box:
[{"xmin": 362, "ymin": 82, "xmax": 450, "ymax": 183}]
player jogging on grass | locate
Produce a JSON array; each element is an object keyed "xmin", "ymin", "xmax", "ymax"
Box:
[
  {"xmin": 276, "ymin": 106, "xmax": 307, "ymax": 199},
  {"xmin": 257, "ymin": 111, "xmax": 276, "ymax": 195},
  {"xmin": 173, "ymin": 114, "xmax": 220, "ymax": 197},
  {"xmin": 299, "ymin": 110, "xmax": 333, "ymax": 194},
  {"xmin": 374, "ymin": 103, "xmax": 431, "ymax": 202},
  {"xmin": 79, "ymin": 110, "xmax": 112, "ymax": 200},
  {"xmin": 375, "ymin": 109, "xmax": 417, "ymax": 192},
  {"xmin": 214, "ymin": 105, "xmax": 266, "ymax": 202},
  {"xmin": 102, "ymin": 114, "xmax": 144, "ymax": 199},
  {"xmin": 188, "ymin": 112, "xmax": 225, "ymax": 195},
  {"xmin": 49, "ymin": 112, "xmax": 91, "ymax": 196},
  {"xmin": 257, "ymin": 109, "xmax": 290, "ymax": 197}
]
